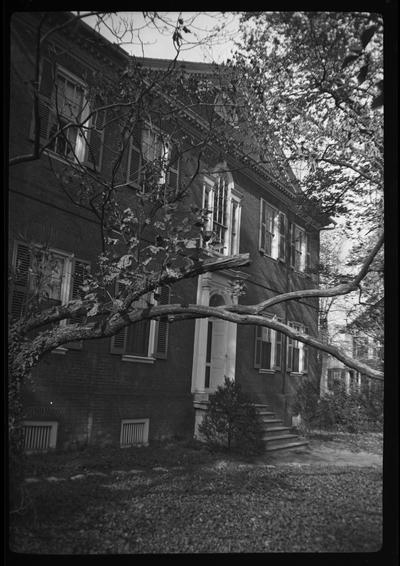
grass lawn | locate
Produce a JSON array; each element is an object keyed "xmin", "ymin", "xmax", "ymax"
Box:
[{"xmin": 9, "ymin": 436, "xmax": 383, "ymax": 554}]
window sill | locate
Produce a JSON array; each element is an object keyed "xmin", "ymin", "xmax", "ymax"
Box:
[
  {"xmin": 259, "ymin": 251, "xmax": 287, "ymax": 264},
  {"xmin": 51, "ymin": 347, "xmax": 68, "ymax": 355},
  {"xmin": 121, "ymin": 355, "xmax": 155, "ymax": 364},
  {"xmin": 289, "ymin": 372, "xmax": 306, "ymax": 377},
  {"xmin": 43, "ymin": 150, "xmax": 98, "ymax": 172},
  {"xmin": 258, "ymin": 369, "xmax": 275, "ymax": 374}
]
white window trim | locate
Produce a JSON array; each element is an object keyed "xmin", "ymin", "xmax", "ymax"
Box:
[
  {"xmin": 140, "ymin": 124, "xmax": 173, "ymax": 188},
  {"xmin": 45, "ymin": 65, "xmax": 90, "ymax": 164},
  {"xmin": 202, "ymin": 176, "xmax": 242, "ymax": 256},
  {"xmin": 259, "ymin": 199, "xmax": 287, "ymax": 261},
  {"xmin": 255, "ymin": 315, "xmax": 282, "ymax": 372},
  {"xmin": 119, "ymin": 290, "xmax": 164, "ymax": 362},
  {"xmin": 288, "ymin": 321, "xmax": 308, "ymax": 374},
  {"xmin": 290, "ymin": 223, "xmax": 308, "ymax": 273}
]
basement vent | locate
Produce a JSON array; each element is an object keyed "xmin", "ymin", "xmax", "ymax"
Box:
[
  {"xmin": 23, "ymin": 421, "xmax": 58, "ymax": 452},
  {"xmin": 120, "ymin": 419, "xmax": 149, "ymax": 448}
]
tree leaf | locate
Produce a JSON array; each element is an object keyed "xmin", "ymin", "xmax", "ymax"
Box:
[
  {"xmin": 371, "ymin": 93, "xmax": 383, "ymax": 109},
  {"xmin": 357, "ymin": 64, "xmax": 369, "ymax": 84},
  {"xmin": 342, "ymin": 54, "xmax": 360, "ymax": 69},
  {"xmin": 360, "ymin": 25, "xmax": 377, "ymax": 49}
]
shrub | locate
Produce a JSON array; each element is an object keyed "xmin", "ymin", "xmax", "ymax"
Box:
[
  {"xmin": 293, "ymin": 377, "xmax": 383, "ymax": 433},
  {"xmin": 198, "ymin": 378, "xmax": 264, "ymax": 456}
]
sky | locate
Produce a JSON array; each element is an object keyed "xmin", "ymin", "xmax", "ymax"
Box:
[{"xmin": 83, "ymin": 12, "xmax": 240, "ymax": 63}]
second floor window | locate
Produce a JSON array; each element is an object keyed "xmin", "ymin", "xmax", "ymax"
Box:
[
  {"xmin": 126, "ymin": 127, "xmax": 179, "ymax": 193},
  {"xmin": 203, "ymin": 175, "xmax": 241, "ymax": 255},
  {"xmin": 33, "ymin": 60, "xmax": 104, "ymax": 169},
  {"xmin": 259, "ymin": 199, "xmax": 287, "ymax": 261},
  {"xmin": 289, "ymin": 224, "xmax": 311, "ymax": 272},
  {"xmin": 48, "ymin": 72, "xmax": 87, "ymax": 160}
]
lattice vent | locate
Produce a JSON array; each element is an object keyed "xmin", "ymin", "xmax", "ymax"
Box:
[
  {"xmin": 23, "ymin": 421, "xmax": 58, "ymax": 452},
  {"xmin": 120, "ymin": 419, "xmax": 149, "ymax": 447}
]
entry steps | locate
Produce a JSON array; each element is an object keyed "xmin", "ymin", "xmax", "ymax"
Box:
[{"xmin": 253, "ymin": 404, "xmax": 309, "ymax": 452}]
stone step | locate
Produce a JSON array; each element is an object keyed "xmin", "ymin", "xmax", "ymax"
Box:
[
  {"xmin": 259, "ymin": 419, "xmax": 284, "ymax": 428},
  {"xmin": 253, "ymin": 404, "xmax": 272, "ymax": 411},
  {"xmin": 262, "ymin": 426, "xmax": 292, "ymax": 438},
  {"xmin": 264, "ymin": 434, "xmax": 301, "ymax": 444},
  {"xmin": 257, "ymin": 410, "xmax": 277, "ymax": 417},
  {"xmin": 265, "ymin": 439, "xmax": 309, "ymax": 452}
]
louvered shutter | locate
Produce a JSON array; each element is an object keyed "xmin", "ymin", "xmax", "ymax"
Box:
[
  {"xmin": 154, "ymin": 286, "xmax": 170, "ymax": 359},
  {"xmin": 86, "ymin": 97, "xmax": 105, "ymax": 171},
  {"xmin": 126, "ymin": 123, "xmax": 142, "ymax": 186},
  {"xmin": 274, "ymin": 325, "xmax": 282, "ymax": 369},
  {"xmin": 10, "ymin": 242, "xmax": 31, "ymax": 319},
  {"xmin": 30, "ymin": 59, "xmax": 54, "ymax": 142},
  {"xmin": 278, "ymin": 212, "xmax": 287, "ymax": 261},
  {"xmin": 302, "ymin": 326, "xmax": 309, "ymax": 372},
  {"xmin": 289, "ymin": 223, "xmax": 296, "ymax": 268},
  {"xmin": 127, "ymin": 137, "xmax": 141, "ymax": 186},
  {"xmin": 259, "ymin": 199, "xmax": 267, "ymax": 253},
  {"xmin": 110, "ymin": 326, "xmax": 128, "ymax": 354},
  {"xmin": 287, "ymin": 328, "xmax": 294, "ymax": 371},
  {"xmin": 254, "ymin": 325, "xmax": 262, "ymax": 369},
  {"xmin": 110, "ymin": 280, "xmax": 128, "ymax": 354},
  {"xmin": 66, "ymin": 259, "xmax": 89, "ymax": 349},
  {"xmin": 167, "ymin": 143, "xmax": 179, "ymax": 192},
  {"xmin": 305, "ymin": 233, "xmax": 311, "ymax": 271}
]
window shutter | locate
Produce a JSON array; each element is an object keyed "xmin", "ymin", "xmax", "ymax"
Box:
[
  {"xmin": 40, "ymin": 59, "xmax": 54, "ymax": 98},
  {"xmin": 167, "ymin": 143, "xmax": 179, "ymax": 192},
  {"xmin": 154, "ymin": 286, "xmax": 170, "ymax": 359},
  {"xmin": 278, "ymin": 212, "xmax": 287, "ymax": 261},
  {"xmin": 110, "ymin": 280, "xmax": 128, "ymax": 354},
  {"xmin": 287, "ymin": 335, "xmax": 293, "ymax": 371},
  {"xmin": 127, "ymin": 137, "xmax": 141, "ymax": 186},
  {"xmin": 274, "ymin": 327, "xmax": 282, "ymax": 369},
  {"xmin": 289, "ymin": 223, "xmax": 296, "ymax": 268},
  {"xmin": 30, "ymin": 59, "xmax": 54, "ymax": 142},
  {"xmin": 110, "ymin": 326, "xmax": 128, "ymax": 354},
  {"xmin": 254, "ymin": 326, "xmax": 262, "ymax": 368},
  {"xmin": 67, "ymin": 259, "xmax": 89, "ymax": 349},
  {"xmin": 86, "ymin": 97, "xmax": 104, "ymax": 171},
  {"xmin": 305, "ymin": 233, "xmax": 311, "ymax": 271},
  {"xmin": 261, "ymin": 340, "xmax": 272, "ymax": 370},
  {"xmin": 302, "ymin": 326, "xmax": 309, "ymax": 372},
  {"xmin": 10, "ymin": 242, "xmax": 31, "ymax": 319},
  {"xmin": 259, "ymin": 199, "xmax": 266, "ymax": 253}
]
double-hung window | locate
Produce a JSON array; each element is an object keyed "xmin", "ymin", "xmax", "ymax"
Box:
[
  {"xmin": 289, "ymin": 224, "xmax": 311, "ymax": 272},
  {"xmin": 287, "ymin": 322, "xmax": 308, "ymax": 373},
  {"xmin": 202, "ymin": 176, "xmax": 242, "ymax": 255},
  {"xmin": 126, "ymin": 126, "xmax": 179, "ymax": 193},
  {"xmin": 10, "ymin": 241, "xmax": 89, "ymax": 348},
  {"xmin": 259, "ymin": 199, "xmax": 287, "ymax": 261},
  {"xmin": 110, "ymin": 285, "xmax": 170, "ymax": 361},
  {"xmin": 254, "ymin": 315, "xmax": 283, "ymax": 371},
  {"xmin": 33, "ymin": 60, "xmax": 104, "ymax": 169}
]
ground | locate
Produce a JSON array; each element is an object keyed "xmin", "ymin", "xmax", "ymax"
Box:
[{"xmin": 9, "ymin": 432, "xmax": 383, "ymax": 554}]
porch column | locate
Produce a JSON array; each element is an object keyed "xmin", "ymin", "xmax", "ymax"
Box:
[{"xmin": 191, "ymin": 273, "xmax": 211, "ymax": 398}]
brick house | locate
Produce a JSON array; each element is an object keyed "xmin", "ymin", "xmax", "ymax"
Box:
[{"xmin": 9, "ymin": 12, "xmax": 328, "ymax": 451}]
